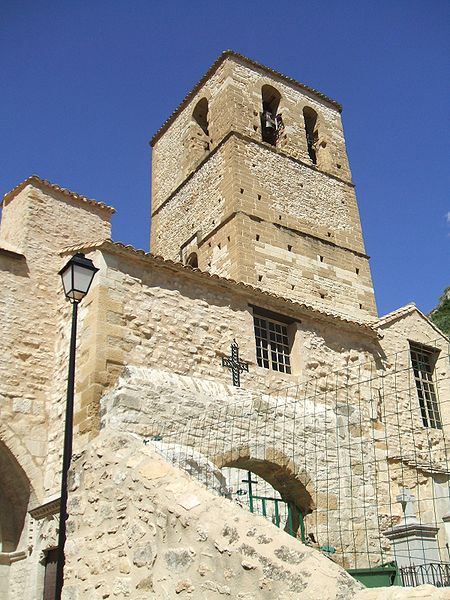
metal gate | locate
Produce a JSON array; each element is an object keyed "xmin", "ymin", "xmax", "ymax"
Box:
[
  {"xmin": 237, "ymin": 470, "xmax": 306, "ymax": 541},
  {"xmin": 249, "ymin": 493, "xmax": 306, "ymax": 541}
]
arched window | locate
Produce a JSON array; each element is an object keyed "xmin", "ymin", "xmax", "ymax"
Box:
[
  {"xmin": 260, "ymin": 85, "xmax": 283, "ymax": 146},
  {"xmin": 192, "ymin": 98, "xmax": 209, "ymax": 136},
  {"xmin": 303, "ymin": 107, "xmax": 318, "ymax": 164},
  {"xmin": 186, "ymin": 252, "xmax": 198, "ymax": 268}
]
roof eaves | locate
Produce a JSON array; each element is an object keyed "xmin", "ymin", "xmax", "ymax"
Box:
[
  {"xmin": 374, "ymin": 303, "xmax": 449, "ymax": 341},
  {"xmin": 373, "ymin": 304, "xmax": 417, "ymax": 328},
  {"xmin": 62, "ymin": 239, "xmax": 376, "ymax": 336},
  {"xmin": 2, "ymin": 175, "xmax": 116, "ymax": 214}
]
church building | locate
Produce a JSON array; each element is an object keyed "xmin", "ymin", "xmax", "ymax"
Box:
[{"xmin": 1, "ymin": 51, "xmax": 449, "ymax": 599}]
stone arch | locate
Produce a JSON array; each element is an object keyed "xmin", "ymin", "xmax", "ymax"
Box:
[
  {"xmin": 192, "ymin": 97, "xmax": 209, "ymax": 136},
  {"xmin": 186, "ymin": 252, "xmax": 199, "ymax": 268},
  {"xmin": 261, "ymin": 84, "xmax": 281, "ymax": 116},
  {"xmin": 0, "ymin": 439, "xmax": 32, "ymax": 552},
  {"xmin": 303, "ymin": 106, "xmax": 320, "ymax": 164},
  {"xmin": 213, "ymin": 443, "xmax": 315, "ymax": 514},
  {"xmin": 0, "ymin": 423, "xmax": 41, "ymax": 502},
  {"xmin": 260, "ymin": 85, "xmax": 283, "ymax": 146},
  {"xmin": 184, "ymin": 97, "xmax": 211, "ymax": 173}
]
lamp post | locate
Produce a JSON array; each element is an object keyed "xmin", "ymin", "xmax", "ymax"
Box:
[{"xmin": 55, "ymin": 253, "xmax": 98, "ymax": 600}]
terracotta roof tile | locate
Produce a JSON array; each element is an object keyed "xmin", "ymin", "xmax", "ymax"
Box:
[
  {"xmin": 374, "ymin": 303, "xmax": 449, "ymax": 340},
  {"xmin": 2, "ymin": 175, "xmax": 116, "ymax": 214},
  {"xmin": 61, "ymin": 238, "xmax": 377, "ymax": 335},
  {"xmin": 373, "ymin": 304, "xmax": 417, "ymax": 327}
]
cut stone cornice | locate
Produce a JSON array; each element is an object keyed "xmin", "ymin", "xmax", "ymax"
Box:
[
  {"xmin": 29, "ymin": 498, "xmax": 60, "ymax": 520},
  {"xmin": 0, "ymin": 240, "xmax": 25, "ymax": 258},
  {"xmin": 150, "ymin": 50, "xmax": 342, "ymax": 146},
  {"xmin": 1, "ymin": 175, "xmax": 116, "ymax": 214},
  {"xmin": 61, "ymin": 238, "xmax": 378, "ymax": 337}
]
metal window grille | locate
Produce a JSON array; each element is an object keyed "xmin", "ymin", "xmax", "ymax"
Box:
[
  {"xmin": 410, "ymin": 344, "xmax": 442, "ymax": 429},
  {"xmin": 254, "ymin": 316, "xmax": 291, "ymax": 373}
]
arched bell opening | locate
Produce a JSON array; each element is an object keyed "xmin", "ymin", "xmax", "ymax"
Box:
[
  {"xmin": 192, "ymin": 98, "xmax": 209, "ymax": 137},
  {"xmin": 261, "ymin": 85, "xmax": 282, "ymax": 146},
  {"xmin": 303, "ymin": 106, "xmax": 319, "ymax": 164}
]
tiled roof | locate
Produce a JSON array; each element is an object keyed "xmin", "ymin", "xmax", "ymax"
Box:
[
  {"xmin": 61, "ymin": 238, "xmax": 377, "ymax": 336},
  {"xmin": 150, "ymin": 50, "xmax": 342, "ymax": 146},
  {"xmin": 374, "ymin": 303, "xmax": 449, "ymax": 340},
  {"xmin": 373, "ymin": 304, "xmax": 417, "ymax": 328},
  {"xmin": 2, "ymin": 175, "xmax": 116, "ymax": 214}
]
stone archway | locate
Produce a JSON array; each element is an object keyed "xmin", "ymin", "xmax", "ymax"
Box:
[
  {"xmin": 213, "ymin": 444, "xmax": 315, "ymax": 540},
  {"xmin": 0, "ymin": 440, "xmax": 33, "ymax": 600},
  {"xmin": 0, "ymin": 440, "xmax": 31, "ymax": 553}
]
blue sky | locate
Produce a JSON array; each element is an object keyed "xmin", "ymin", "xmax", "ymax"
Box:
[{"xmin": 1, "ymin": 0, "xmax": 449, "ymax": 316}]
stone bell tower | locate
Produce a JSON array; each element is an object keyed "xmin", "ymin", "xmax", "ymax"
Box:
[{"xmin": 150, "ymin": 51, "xmax": 377, "ymax": 320}]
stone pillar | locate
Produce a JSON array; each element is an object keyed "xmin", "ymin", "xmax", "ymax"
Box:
[
  {"xmin": 384, "ymin": 488, "xmax": 441, "ymax": 585},
  {"xmin": 442, "ymin": 512, "xmax": 450, "ymax": 558}
]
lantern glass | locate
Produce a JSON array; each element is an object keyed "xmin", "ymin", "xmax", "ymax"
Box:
[
  {"xmin": 61, "ymin": 267, "xmax": 74, "ymax": 298},
  {"xmin": 59, "ymin": 253, "xmax": 98, "ymax": 302}
]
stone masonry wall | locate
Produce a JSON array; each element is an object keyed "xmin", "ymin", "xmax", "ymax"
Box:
[
  {"xmin": 373, "ymin": 310, "xmax": 450, "ymax": 555},
  {"xmin": 0, "ymin": 182, "xmax": 113, "ymax": 599},
  {"xmin": 63, "ymin": 429, "xmax": 365, "ymax": 599},
  {"xmin": 151, "ymin": 143, "xmax": 229, "ymax": 261},
  {"xmin": 198, "ymin": 213, "xmax": 376, "ymax": 320},
  {"xmin": 151, "ymin": 59, "xmax": 233, "ymax": 213},
  {"xmin": 0, "ymin": 183, "xmax": 112, "ymax": 502},
  {"xmin": 63, "ymin": 431, "xmax": 448, "ymax": 599},
  {"xmin": 238, "ymin": 139, "xmax": 363, "ymax": 252},
  {"xmin": 100, "ymin": 365, "xmax": 387, "ymax": 570},
  {"xmin": 151, "ymin": 54, "xmax": 353, "ymax": 219},
  {"xmin": 72, "ymin": 245, "xmax": 380, "ymax": 446},
  {"xmin": 150, "ymin": 132, "xmax": 376, "ymax": 319},
  {"xmin": 0, "ymin": 250, "xmax": 46, "ymax": 502},
  {"xmin": 226, "ymin": 57, "xmax": 353, "ymax": 183},
  {"xmin": 375, "ymin": 311, "xmax": 450, "ymax": 467},
  {"xmin": 377, "ymin": 311, "xmax": 450, "ymax": 437},
  {"xmin": 71, "ymin": 248, "xmax": 450, "ymax": 568}
]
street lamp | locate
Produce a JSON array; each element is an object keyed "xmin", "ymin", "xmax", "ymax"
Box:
[{"xmin": 55, "ymin": 253, "xmax": 98, "ymax": 600}]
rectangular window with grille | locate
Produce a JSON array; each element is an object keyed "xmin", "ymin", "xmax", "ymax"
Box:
[
  {"xmin": 254, "ymin": 315, "xmax": 292, "ymax": 374},
  {"xmin": 410, "ymin": 343, "xmax": 441, "ymax": 429}
]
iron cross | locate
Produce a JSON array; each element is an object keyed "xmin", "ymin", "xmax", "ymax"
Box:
[
  {"xmin": 242, "ymin": 471, "xmax": 258, "ymax": 512},
  {"xmin": 222, "ymin": 339, "xmax": 249, "ymax": 387}
]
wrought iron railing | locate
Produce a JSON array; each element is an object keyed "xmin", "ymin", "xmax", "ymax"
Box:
[{"xmin": 400, "ymin": 562, "xmax": 450, "ymax": 587}]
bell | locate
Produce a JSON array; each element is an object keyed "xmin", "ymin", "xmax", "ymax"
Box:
[{"xmin": 263, "ymin": 111, "xmax": 276, "ymax": 130}]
